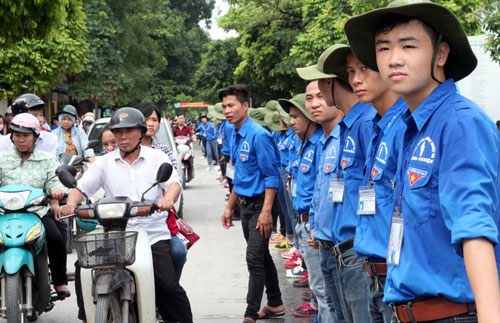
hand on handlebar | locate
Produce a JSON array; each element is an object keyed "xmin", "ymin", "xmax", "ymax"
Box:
[
  {"xmin": 156, "ymin": 197, "xmax": 174, "ymax": 211},
  {"xmin": 61, "ymin": 204, "xmax": 77, "ymax": 217}
]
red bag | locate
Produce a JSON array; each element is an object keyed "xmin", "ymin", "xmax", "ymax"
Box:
[{"xmin": 166, "ymin": 208, "xmax": 200, "ymax": 249}]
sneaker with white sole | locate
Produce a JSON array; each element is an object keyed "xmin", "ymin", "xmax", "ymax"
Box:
[
  {"xmin": 286, "ymin": 266, "xmax": 306, "ymax": 278},
  {"xmin": 281, "ymin": 247, "xmax": 297, "ymax": 259}
]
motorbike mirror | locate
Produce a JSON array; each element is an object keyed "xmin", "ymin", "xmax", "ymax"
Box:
[
  {"xmin": 156, "ymin": 163, "xmax": 173, "ymax": 183},
  {"xmin": 57, "ymin": 169, "xmax": 78, "ymax": 189},
  {"xmin": 86, "ymin": 139, "xmax": 100, "ymax": 150},
  {"xmin": 56, "ymin": 165, "xmax": 77, "ymax": 177}
]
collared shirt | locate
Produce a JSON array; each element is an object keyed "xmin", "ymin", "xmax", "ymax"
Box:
[
  {"xmin": 0, "ymin": 131, "xmax": 58, "ymax": 159},
  {"xmin": 172, "ymin": 125, "xmax": 194, "ymax": 137},
  {"xmin": 198, "ymin": 122, "xmax": 206, "ymax": 137},
  {"xmin": 354, "ymin": 98, "xmax": 407, "ymax": 259},
  {"xmin": 205, "ymin": 121, "xmax": 217, "ymax": 141},
  {"xmin": 288, "ymin": 134, "xmax": 300, "ymax": 176},
  {"xmin": 292, "ymin": 127, "xmax": 323, "ymax": 215},
  {"xmin": 230, "ymin": 117, "xmax": 280, "ymax": 197},
  {"xmin": 0, "ymin": 148, "xmax": 65, "ymax": 216},
  {"xmin": 77, "ymin": 146, "xmax": 181, "ymax": 245},
  {"xmin": 331, "ymin": 102, "xmax": 376, "ymax": 244},
  {"xmin": 278, "ymin": 128, "xmax": 294, "ymax": 169},
  {"xmin": 220, "ymin": 120, "xmax": 234, "ymax": 156},
  {"xmin": 384, "ymin": 79, "xmax": 500, "ymax": 303},
  {"xmin": 309, "ymin": 124, "xmax": 341, "ymax": 241}
]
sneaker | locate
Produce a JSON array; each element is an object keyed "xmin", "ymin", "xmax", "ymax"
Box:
[
  {"xmin": 293, "ymin": 272, "xmax": 309, "ymax": 288},
  {"xmin": 286, "ymin": 266, "xmax": 306, "ymax": 278},
  {"xmin": 281, "ymin": 247, "xmax": 297, "ymax": 259},
  {"xmin": 274, "ymin": 240, "xmax": 291, "ymax": 251},
  {"xmin": 270, "ymin": 233, "xmax": 285, "ymax": 244},
  {"xmin": 284, "ymin": 252, "xmax": 302, "ymax": 269},
  {"xmin": 291, "ymin": 302, "xmax": 318, "ymax": 317},
  {"xmin": 223, "ymin": 184, "xmax": 229, "ymax": 189},
  {"xmin": 302, "ymin": 290, "xmax": 312, "ymax": 302},
  {"xmin": 206, "ymin": 166, "xmax": 212, "ymax": 171}
]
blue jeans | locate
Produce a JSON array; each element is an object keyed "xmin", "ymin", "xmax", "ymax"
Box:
[
  {"xmin": 170, "ymin": 234, "xmax": 187, "ymax": 281},
  {"xmin": 281, "ymin": 168, "xmax": 297, "ymax": 243},
  {"xmin": 296, "ymin": 222, "xmax": 335, "ymax": 322},
  {"xmin": 206, "ymin": 139, "xmax": 219, "ymax": 166},
  {"xmin": 336, "ymin": 246, "xmax": 370, "ymax": 323},
  {"xmin": 278, "ymin": 167, "xmax": 294, "ymax": 240},
  {"xmin": 319, "ymin": 245, "xmax": 347, "ymax": 323},
  {"xmin": 365, "ymin": 272, "xmax": 393, "ymax": 323}
]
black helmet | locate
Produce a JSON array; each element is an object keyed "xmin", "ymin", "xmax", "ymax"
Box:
[
  {"xmin": 57, "ymin": 105, "xmax": 78, "ymax": 119},
  {"xmin": 11, "ymin": 94, "xmax": 45, "ymax": 116},
  {"xmin": 109, "ymin": 107, "xmax": 146, "ymax": 132}
]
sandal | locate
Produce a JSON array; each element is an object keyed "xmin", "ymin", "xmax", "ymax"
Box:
[
  {"xmin": 243, "ymin": 318, "xmax": 255, "ymax": 323},
  {"xmin": 258, "ymin": 306, "xmax": 285, "ymax": 319}
]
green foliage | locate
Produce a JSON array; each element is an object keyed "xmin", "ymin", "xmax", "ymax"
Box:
[
  {"xmin": 0, "ymin": 0, "xmax": 88, "ymax": 99},
  {"xmin": 483, "ymin": 0, "xmax": 500, "ymax": 63},
  {"xmin": 218, "ymin": 0, "xmax": 488, "ymax": 103}
]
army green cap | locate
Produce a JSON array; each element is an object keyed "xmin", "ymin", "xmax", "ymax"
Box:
[
  {"xmin": 212, "ymin": 102, "xmax": 226, "ymax": 120},
  {"xmin": 318, "ymin": 44, "xmax": 352, "ymax": 83},
  {"xmin": 264, "ymin": 111, "xmax": 286, "ymax": 132},
  {"xmin": 296, "ymin": 64, "xmax": 337, "ymax": 81},
  {"xmin": 248, "ymin": 107, "xmax": 268, "ymax": 127},
  {"xmin": 344, "ymin": 0, "xmax": 477, "ymax": 82},
  {"xmin": 278, "ymin": 93, "xmax": 316, "ymax": 123},
  {"xmin": 207, "ymin": 105, "xmax": 216, "ymax": 121},
  {"xmin": 264, "ymin": 100, "xmax": 291, "ymax": 125}
]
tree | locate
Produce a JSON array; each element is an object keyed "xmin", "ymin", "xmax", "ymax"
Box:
[
  {"xmin": 483, "ymin": 0, "xmax": 500, "ymax": 63},
  {"xmin": 0, "ymin": 0, "xmax": 88, "ymax": 98},
  {"xmin": 218, "ymin": 0, "xmax": 487, "ymax": 104}
]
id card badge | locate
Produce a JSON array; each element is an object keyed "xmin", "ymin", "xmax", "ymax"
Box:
[
  {"xmin": 291, "ymin": 179, "xmax": 297, "ymax": 198},
  {"xmin": 357, "ymin": 186, "xmax": 376, "ymax": 215},
  {"xmin": 226, "ymin": 164, "xmax": 235, "ymax": 180},
  {"xmin": 387, "ymin": 212, "xmax": 404, "ymax": 266},
  {"xmin": 328, "ymin": 178, "xmax": 344, "ymax": 203}
]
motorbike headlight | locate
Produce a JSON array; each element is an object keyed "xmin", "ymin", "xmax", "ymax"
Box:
[
  {"xmin": 0, "ymin": 191, "xmax": 30, "ymax": 210},
  {"xmin": 97, "ymin": 203, "xmax": 126, "ymax": 219},
  {"xmin": 25, "ymin": 222, "xmax": 42, "ymax": 244},
  {"xmin": 28, "ymin": 195, "xmax": 44, "ymax": 206}
]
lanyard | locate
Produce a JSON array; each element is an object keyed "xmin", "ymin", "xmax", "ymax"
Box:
[
  {"xmin": 394, "ymin": 119, "xmax": 418, "ymax": 212},
  {"xmin": 336, "ymin": 121, "xmax": 347, "ymax": 179}
]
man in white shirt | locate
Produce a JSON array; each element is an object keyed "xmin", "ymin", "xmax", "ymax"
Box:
[
  {"xmin": 1, "ymin": 94, "xmax": 58, "ymax": 158},
  {"xmin": 62, "ymin": 107, "xmax": 192, "ymax": 323}
]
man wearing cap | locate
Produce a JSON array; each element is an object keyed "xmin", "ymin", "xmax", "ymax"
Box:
[
  {"xmin": 220, "ymin": 84, "xmax": 284, "ymax": 323},
  {"xmin": 296, "ymin": 64, "xmax": 345, "ymax": 322},
  {"xmin": 280, "ymin": 93, "xmax": 333, "ymax": 320},
  {"xmin": 317, "ymin": 44, "xmax": 376, "ymax": 322},
  {"xmin": 322, "ymin": 42, "xmax": 407, "ymax": 322},
  {"xmin": 345, "ymin": 1, "xmax": 500, "ymax": 321}
]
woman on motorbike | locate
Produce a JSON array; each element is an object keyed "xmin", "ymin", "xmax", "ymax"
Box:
[
  {"xmin": 136, "ymin": 102, "xmax": 187, "ymax": 279},
  {"xmin": 0, "ymin": 113, "xmax": 70, "ymax": 298},
  {"xmin": 52, "ymin": 105, "xmax": 95, "ymax": 167}
]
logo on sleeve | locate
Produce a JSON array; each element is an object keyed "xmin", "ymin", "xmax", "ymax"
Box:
[
  {"xmin": 376, "ymin": 142, "xmax": 388, "ymax": 165},
  {"xmin": 324, "ymin": 146, "xmax": 337, "ymax": 172},
  {"xmin": 343, "ymin": 136, "xmax": 356, "ymax": 154},
  {"xmin": 240, "ymin": 141, "xmax": 250, "ymax": 161},
  {"xmin": 372, "ymin": 166, "xmax": 381, "ymax": 179},
  {"xmin": 408, "ymin": 137, "xmax": 435, "ymax": 186}
]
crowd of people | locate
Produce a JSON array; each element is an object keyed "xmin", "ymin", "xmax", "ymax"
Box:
[{"xmin": 215, "ymin": 1, "xmax": 500, "ymax": 323}]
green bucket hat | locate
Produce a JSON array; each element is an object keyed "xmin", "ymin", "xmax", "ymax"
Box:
[
  {"xmin": 278, "ymin": 93, "xmax": 316, "ymax": 123},
  {"xmin": 248, "ymin": 107, "xmax": 268, "ymax": 127},
  {"xmin": 264, "ymin": 110, "xmax": 286, "ymax": 132},
  {"xmin": 212, "ymin": 102, "xmax": 226, "ymax": 120},
  {"xmin": 264, "ymin": 100, "xmax": 291, "ymax": 125},
  {"xmin": 296, "ymin": 64, "xmax": 337, "ymax": 81},
  {"xmin": 344, "ymin": 0, "xmax": 477, "ymax": 82},
  {"xmin": 207, "ymin": 105, "xmax": 216, "ymax": 121},
  {"xmin": 317, "ymin": 44, "xmax": 352, "ymax": 83}
]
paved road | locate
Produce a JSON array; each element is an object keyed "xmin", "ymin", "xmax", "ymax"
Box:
[{"xmin": 0, "ymin": 145, "xmax": 310, "ymax": 322}]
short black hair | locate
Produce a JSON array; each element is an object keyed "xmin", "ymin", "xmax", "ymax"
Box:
[
  {"xmin": 136, "ymin": 102, "xmax": 161, "ymax": 120},
  {"xmin": 219, "ymin": 84, "xmax": 250, "ymax": 104},
  {"xmin": 375, "ymin": 14, "xmax": 439, "ymax": 49},
  {"xmin": 335, "ymin": 78, "xmax": 353, "ymax": 92},
  {"xmin": 177, "ymin": 112, "xmax": 185, "ymax": 118}
]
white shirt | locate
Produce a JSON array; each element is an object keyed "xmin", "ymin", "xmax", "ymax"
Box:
[
  {"xmin": 0, "ymin": 131, "xmax": 58, "ymax": 159},
  {"xmin": 77, "ymin": 146, "xmax": 181, "ymax": 245}
]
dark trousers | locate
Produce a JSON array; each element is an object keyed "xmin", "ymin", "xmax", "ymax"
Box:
[
  {"xmin": 152, "ymin": 239, "xmax": 193, "ymax": 323},
  {"xmin": 240, "ymin": 199, "xmax": 283, "ymax": 320},
  {"xmin": 41, "ymin": 214, "xmax": 67, "ymax": 286}
]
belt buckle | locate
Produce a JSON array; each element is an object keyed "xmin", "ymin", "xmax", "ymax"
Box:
[
  {"xmin": 238, "ymin": 196, "xmax": 246, "ymax": 205},
  {"xmin": 331, "ymin": 245, "xmax": 339, "ymax": 257}
]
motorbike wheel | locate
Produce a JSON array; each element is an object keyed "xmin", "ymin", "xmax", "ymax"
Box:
[
  {"xmin": 6, "ymin": 272, "xmax": 24, "ymax": 323},
  {"xmin": 96, "ymin": 292, "xmax": 122, "ymax": 323}
]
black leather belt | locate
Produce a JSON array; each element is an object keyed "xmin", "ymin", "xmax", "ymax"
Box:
[
  {"xmin": 331, "ymin": 237, "xmax": 354, "ymax": 257},
  {"xmin": 238, "ymin": 193, "xmax": 265, "ymax": 205},
  {"xmin": 319, "ymin": 240, "xmax": 335, "ymax": 249},
  {"xmin": 295, "ymin": 212, "xmax": 309, "ymax": 223}
]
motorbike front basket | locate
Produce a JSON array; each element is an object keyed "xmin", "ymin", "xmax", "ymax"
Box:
[{"xmin": 74, "ymin": 231, "xmax": 138, "ymax": 268}]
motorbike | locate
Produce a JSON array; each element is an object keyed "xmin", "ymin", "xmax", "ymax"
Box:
[
  {"xmin": 57, "ymin": 163, "xmax": 173, "ymax": 323},
  {"xmin": 59, "ymin": 139, "xmax": 100, "ymax": 254},
  {"xmin": 174, "ymin": 136, "xmax": 194, "ymax": 188},
  {"xmin": 0, "ymin": 177, "xmax": 68, "ymax": 322}
]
